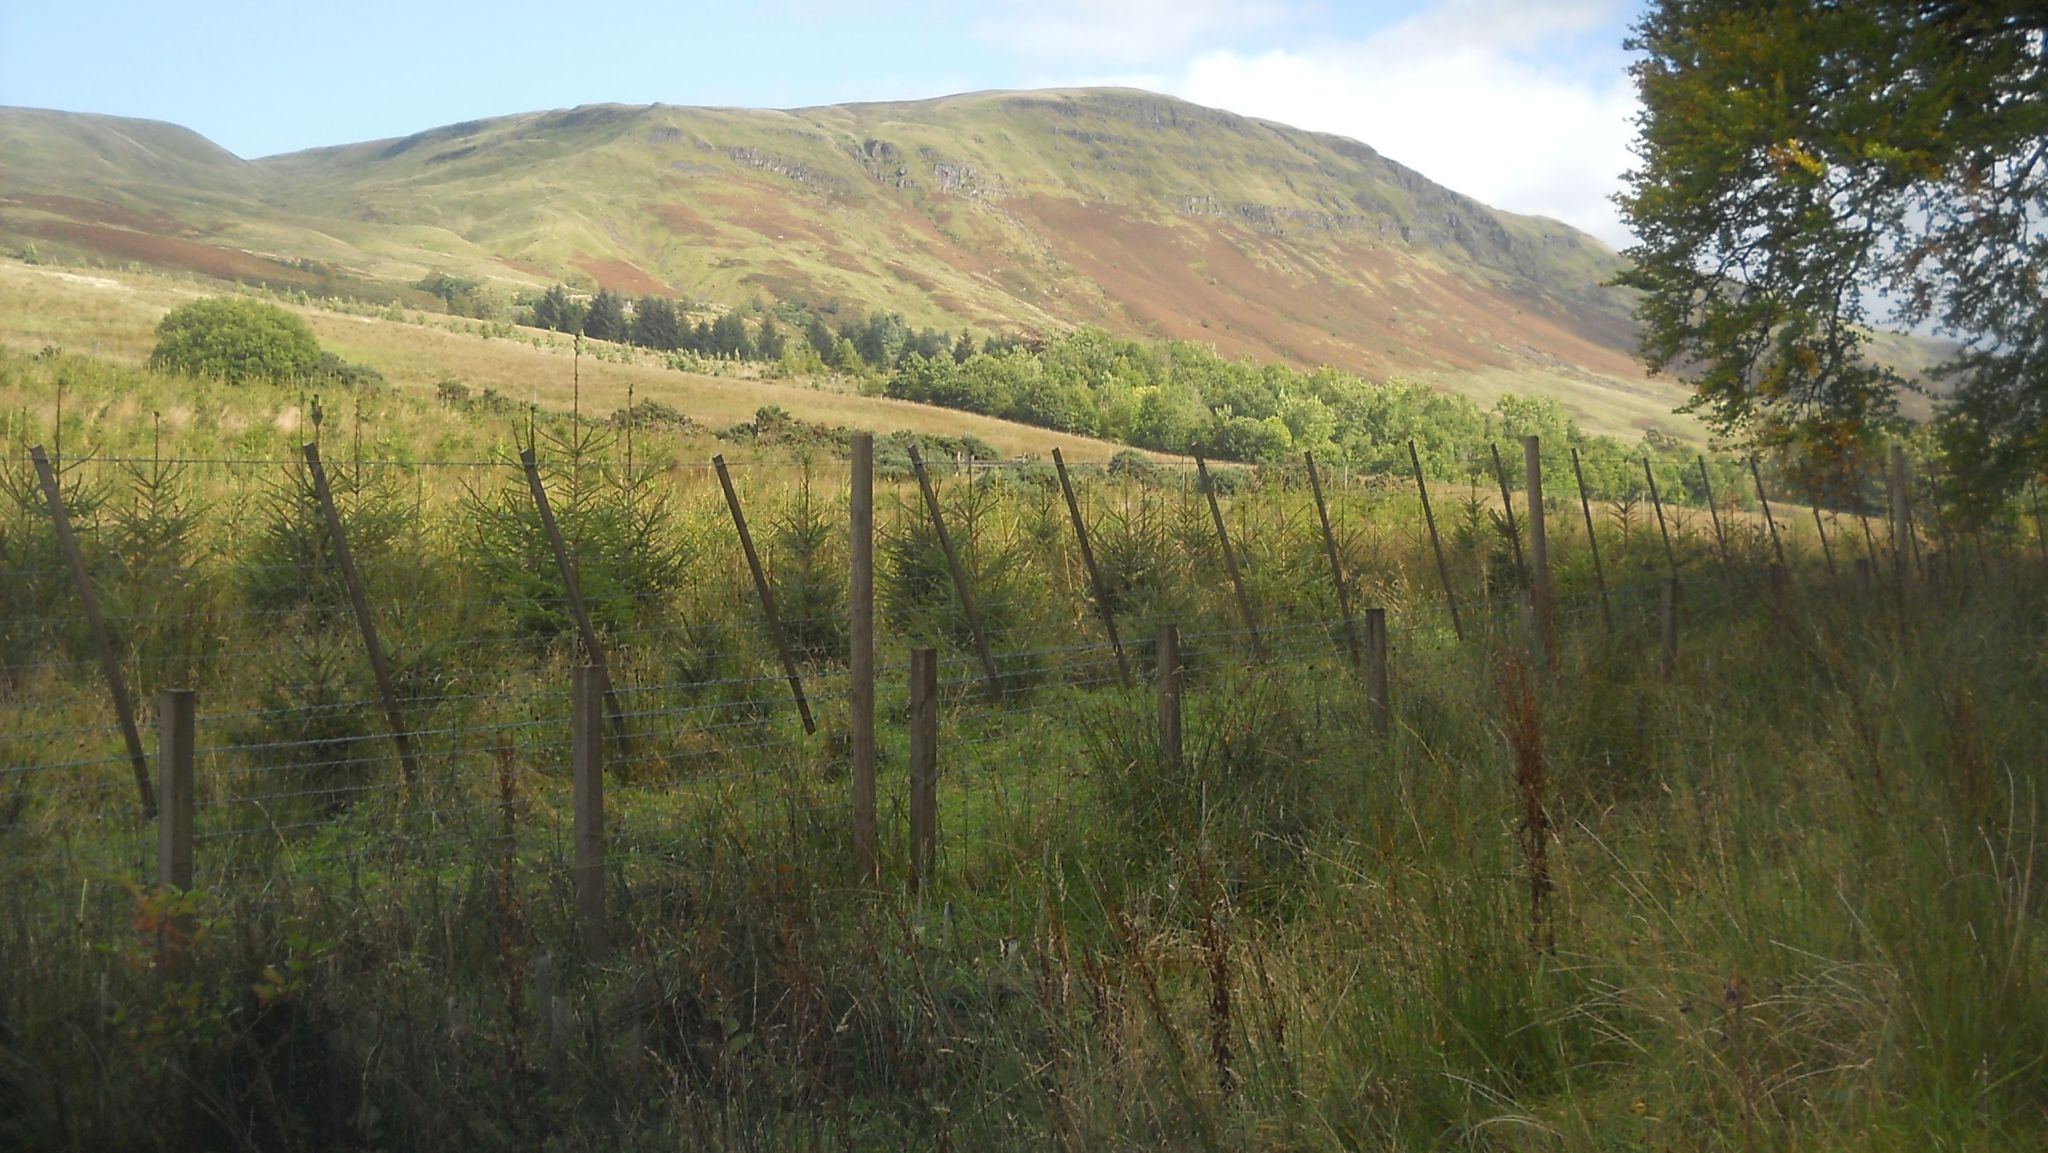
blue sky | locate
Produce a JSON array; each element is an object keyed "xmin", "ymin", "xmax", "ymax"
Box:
[{"xmin": 0, "ymin": 0, "xmax": 1647, "ymax": 244}]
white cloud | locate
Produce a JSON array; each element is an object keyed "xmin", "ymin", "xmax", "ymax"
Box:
[
  {"xmin": 1168, "ymin": 0, "xmax": 1641, "ymax": 246},
  {"xmin": 976, "ymin": 0, "xmax": 1296, "ymax": 66}
]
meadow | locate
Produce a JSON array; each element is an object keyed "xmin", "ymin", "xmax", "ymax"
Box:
[{"xmin": 1, "ymin": 310, "xmax": 2046, "ymax": 1152}]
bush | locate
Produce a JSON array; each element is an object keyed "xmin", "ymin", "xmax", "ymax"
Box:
[{"xmin": 149, "ymin": 297, "xmax": 325, "ymax": 385}]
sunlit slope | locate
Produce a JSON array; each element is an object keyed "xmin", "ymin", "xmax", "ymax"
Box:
[{"xmin": 2, "ymin": 89, "xmax": 1688, "ymax": 436}]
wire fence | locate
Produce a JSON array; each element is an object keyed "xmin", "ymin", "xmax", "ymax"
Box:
[{"xmin": 2, "ymin": 435, "xmax": 2040, "ymax": 924}]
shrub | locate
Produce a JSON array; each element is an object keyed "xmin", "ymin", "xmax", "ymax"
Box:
[{"xmin": 149, "ymin": 297, "xmax": 325, "ymax": 384}]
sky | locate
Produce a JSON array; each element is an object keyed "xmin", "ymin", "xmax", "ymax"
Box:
[{"xmin": 0, "ymin": 0, "xmax": 1648, "ymax": 247}]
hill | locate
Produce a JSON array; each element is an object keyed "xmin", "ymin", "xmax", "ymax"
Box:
[{"xmin": 1, "ymin": 88, "xmax": 1684, "ymax": 437}]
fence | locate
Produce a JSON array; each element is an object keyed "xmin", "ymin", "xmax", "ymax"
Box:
[{"xmin": 2, "ymin": 430, "xmax": 2040, "ymax": 943}]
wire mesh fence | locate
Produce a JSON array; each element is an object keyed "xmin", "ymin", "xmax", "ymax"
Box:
[{"xmin": 2, "ymin": 435, "xmax": 2041, "ymax": 919}]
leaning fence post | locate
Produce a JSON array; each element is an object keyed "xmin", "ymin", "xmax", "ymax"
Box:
[
  {"xmin": 1363, "ymin": 608, "xmax": 1390, "ymax": 738},
  {"xmin": 1305, "ymin": 450, "xmax": 1362, "ymax": 667},
  {"xmin": 1807, "ymin": 487, "xmax": 1838, "ymax": 583},
  {"xmin": 1645, "ymin": 458, "xmax": 1678, "ymax": 578},
  {"xmin": 2031, "ymin": 482, "xmax": 2048, "ymax": 568},
  {"xmin": 1698, "ymin": 455, "xmax": 1732, "ymax": 573},
  {"xmin": 1052, "ymin": 448, "xmax": 1131, "ymax": 689},
  {"xmin": 1522, "ymin": 436, "xmax": 1555, "ymax": 663},
  {"xmin": 908, "ymin": 648, "xmax": 938, "ymax": 892},
  {"xmin": 1157, "ymin": 625, "xmax": 1183, "ymax": 773},
  {"xmin": 520, "ymin": 447, "xmax": 628, "ymax": 749},
  {"xmin": 1490, "ymin": 443, "xmax": 1529, "ymax": 589},
  {"xmin": 712, "ymin": 455, "xmax": 815, "ymax": 733},
  {"xmin": 850, "ymin": 433, "xmax": 877, "ymax": 882},
  {"xmin": 1570, "ymin": 448, "xmax": 1612, "ymax": 634},
  {"xmin": 157, "ymin": 688, "xmax": 195, "ymax": 890},
  {"xmin": 1660, "ymin": 578, "xmax": 1680, "ymax": 680},
  {"xmin": 572, "ymin": 665, "xmax": 606, "ymax": 957},
  {"xmin": 1751, "ymin": 456, "xmax": 1787, "ymax": 570},
  {"xmin": 1409, "ymin": 440, "xmax": 1463, "ymax": 641},
  {"xmin": 907, "ymin": 445, "xmax": 1003, "ymax": 702},
  {"xmin": 304, "ymin": 443, "xmax": 420, "ymax": 785},
  {"xmin": 29, "ymin": 445, "xmax": 154, "ymax": 819},
  {"xmin": 1194, "ymin": 453, "xmax": 1264, "ymax": 660}
]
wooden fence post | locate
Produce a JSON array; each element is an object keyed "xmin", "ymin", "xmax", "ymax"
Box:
[
  {"xmin": 1522, "ymin": 437, "xmax": 1554, "ymax": 664},
  {"xmin": 1891, "ymin": 445, "xmax": 1916, "ymax": 587},
  {"xmin": 850, "ymin": 433, "xmax": 877, "ymax": 882},
  {"xmin": 2032, "ymin": 482, "xmax": 2047, "ymax": 567},
  {"xmin": 1305, "ymin": 451, "xmax": 1362, "ymax": 667},
  {"xmin": 1157, "ymin": 625, "xmax": 1183, "ymax": 773},
  {"xmin": 1523, "ymin": 438, "xmax": 1550, "ymax": 607},
  {"xmin": 29, "ymin": 445, "xmax": 154, "ymax": 818},
  {"xmin": 1489, "ymin": 443, "xmax": 1529, "ymax": 588},
  {"xmin": 1052, "ymin": 448, "xmax": 1131, "ymax": 689},
  {"xmin": 907, "ymin": 445, "xmax": 1003, "ymax": 702},
  {"xmin": 157, "ymin": 688, "xmax": 195, "ymax": 890},
  {"xmin": 712, "ymin": 455, "xmax": 815, "ymax": 733},
  {"xmin": 1660, "ymin": 578, "xmax": 1680, "ymax": 680},
  {"xmin": 304, "ymin": 443, "xmax": 421, "ymax": 785},
  {"xmin": 1698, "ymin": 455, "xmax": 1732, "ymax": 571},
  {"xmin": 1751, "ymin": 456, "xmax": 1787, "ymax": 569},
  {"xmin": 1364, "ymin": 608, "xmax": 1389, "ymax": 738},
  {"xmin": 572, "ymin": 665, "xmax": 605, "ymax": 957},
  {"xmin": 1570, "ymin": 448, "xmax": 1613, "ymax": 634},
  {"xmin": 1408, "ymin": 440, "xmax": 1464, "ymax": 641},
  {"xmin": 1801, "ymin": 484, "xmax": 1838, "ymax": 584},
  {"xmin": 1645, "ymin": 458, "xmax": 1678, "ymax": 578},
  {"xmin": 520, "ymin": 447, "xmax": 628, "ymax": 749},
  {"xmin": 908, "ymin": 648, "xmax": 938, "ymax": 892},
  {"xmin": 1194, "ymin": 453, "xmax": 1264, "ymax": 660}
]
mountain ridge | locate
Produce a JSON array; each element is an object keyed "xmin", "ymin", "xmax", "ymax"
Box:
[{"xmin": 0, "ymin": 87, "xmax": 1692, "ymax": 438}]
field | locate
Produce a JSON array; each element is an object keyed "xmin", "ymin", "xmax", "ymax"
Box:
[
  {"xmin": 0, "ymin": 258, "xmax": 1153, "ymax": 463},
  {"xmin": 3, "ymin": 313, "xmax": 2047, "ymax": 1151}
]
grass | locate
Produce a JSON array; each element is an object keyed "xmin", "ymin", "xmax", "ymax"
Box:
[{"xmin": 1, "ymin": 345, "xmax": 2044, "ymax": 1150}]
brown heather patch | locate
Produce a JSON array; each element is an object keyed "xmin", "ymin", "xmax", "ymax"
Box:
[{"xmin": 571, "ymin": 256, "xmax": 670, "ymax": 295}]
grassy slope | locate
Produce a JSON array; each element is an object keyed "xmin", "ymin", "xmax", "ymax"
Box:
[
  {"xmin": 2, "ymin": 90, "xmax": 1704, "ymax": 440},
  {"xmin": 0, "ymin": 258, "xmax": 1151, "ymax": 461}
]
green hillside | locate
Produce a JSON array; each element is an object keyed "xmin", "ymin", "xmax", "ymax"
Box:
[{"xmin": 0, "ymin": 88, "xmax": 1687, "ymax": 436}]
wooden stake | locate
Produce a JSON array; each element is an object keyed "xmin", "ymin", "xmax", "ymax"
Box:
[
  {"xmin": 713, "ymin": 455, "xmax": 815, "ymax": 733},
  {"xmin": 1644, "ymin": 457, "xmax": 1678, "ymax": 578},
  {"xmin": 1305, "ymin": 451, "xmax": 1362, "ymax": 667},
  {"xmin": 1570, "ymin": 448, "xmax": 1612, "ymax": 634},
  {"xmin": 850, "ymin": 434, "xmax": 877, "ymax": 882},
  {"xmin": 1891, "ymin": 446, "xmax": 1918, "ymax": 586},
  {"xmin": 1157, "ymin": 625, "xmax": 1183, "ymax": 772},
  {"xmin": 1194, "ymin": 453, "xmax": 1264, "ymax": 660},
  {"xmin": 1750, "ymin": 456, "xmax": 1786, "ymax": 569},
  {"xmin": 1052, "ymin": 448, "xmax": 1131, "ymax": 689},
  {"xmin": 1659, "ymin": 578, "xmax": 1680, "ymax": 680},
  {"xmin": 907, "ymin": 444, "xmax": 1002, "ymax": 702},
  {"xmin": 1490, "ymin": 442, "xmax": 1528, "ymax": 588},
  {"xmin": 304, "ymin": 443, "xmax": 420, "ymax": 785},
  {"xmin": 572, "ymin": 665, "xmax": 606, "ymax": 957},
  {"xmin": 2031, "ymin": 482, "xmax": 2047, "ymax": 567},
  {"xmin": 1808, "ymin": 488, "xmax": 1837, "ymax": 582},
  {"xmin": 519, "ymin": 447, "xmax": 628, "ymax": 748},
  {"xmin": 1363, "ymin": 608, "xmax": 1389, "ymax": 738},
  {"xmin": 908, "ymin": 648, "xmax": 938, "ymax": 892},
  {"xmin": 1697, "ymin": 455, "xmax": 1731, "ymax": 570},
  {"xmin": 1522, "ymin": 437, "xmax": 1553, "ymax": 664},
  {"xmin": 1409, "ymin": 440, "xmax": 1463, "ymax": 641},
  {"xmin": 29, "ymin": 445, "xmax": 154, "ymax": 818},
  {"xmin": 157, "ymin": 688, "xmax": 194, "ymax": 890}
]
